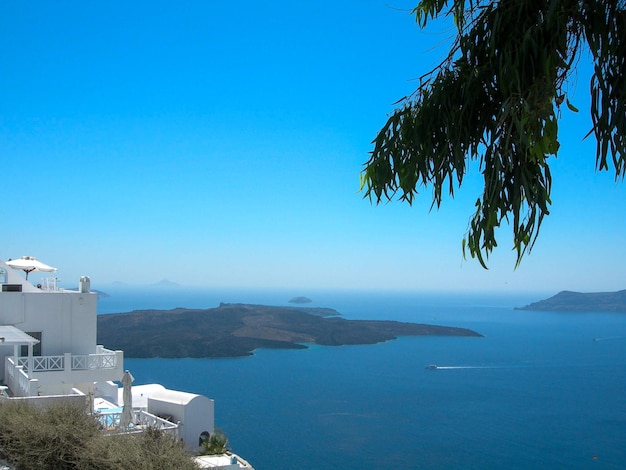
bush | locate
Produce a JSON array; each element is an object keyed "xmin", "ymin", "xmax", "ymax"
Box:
[
  {"xmin": 0, "ymin": 401, "xmax": 197, "ymax": 470},
  {"xmin": 198, "ymin": 428, "xmax": 229, "ymax": 456}
]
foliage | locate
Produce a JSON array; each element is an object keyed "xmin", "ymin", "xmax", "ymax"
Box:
[
  {"xmin": 100, "ymin": 427, "xmax": 198, "ymax": 470},
  {"xmin": 0, "ymin": 401, "xmax": 197, "ymax": 470},
  {"xmin": 198, "ymin": 428, "xmax": 230, "ymax": 455},
  {"xmin": 361, "ymin": 0, "xmax": 626, "ymax": 267}
]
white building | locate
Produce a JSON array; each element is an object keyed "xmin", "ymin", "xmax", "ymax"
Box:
[
  {"xmin": 0, "ymin": 258, "xmax": 252, "ymax": 468},
  {"xmin": 0, "ymin": 259, "xmax": 118, "ymax": 398}
]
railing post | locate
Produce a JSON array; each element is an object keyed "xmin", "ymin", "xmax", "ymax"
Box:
[
  {"xmin": 64, "ymin": 353, "xmax": 72, "ymax": 372},
  {"xmin": 8, "ymin": 363, "xmax": 18, "ymax": 395},
  {"xmin": 5, "ymin": 357, "xmax": 12, "ymax": 380},
  {"xmin": 29, "ymin": 378, "xmax": 39, "ymax": 397}
]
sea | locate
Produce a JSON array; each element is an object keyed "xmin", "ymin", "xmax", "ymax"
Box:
[{"xmin": 98, "ymin": 288, "xmax": 626, "ymax": 469}]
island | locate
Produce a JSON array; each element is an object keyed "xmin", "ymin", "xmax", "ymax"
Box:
[
  {"xmin": 516, "ymin": 289, "xmax": 626, "ymax": 312},
  {"xmin": 289, "ymin": 296, "xmax": 312, "ymax": 304},
  {"xmin": 92, "ymin": 289, "xmax": 110, "ymax": 300},
  {"xmin": 97, "ymin": 303, "xmax": 482, "ymax": 358}
]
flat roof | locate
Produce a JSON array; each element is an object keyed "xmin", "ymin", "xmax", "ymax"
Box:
[{"xmin": 0, "ymin": 326, "xmax": 40, "ymax": 345}]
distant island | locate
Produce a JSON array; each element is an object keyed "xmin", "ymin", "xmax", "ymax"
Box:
[
  {"xmin": 289, "ymin": 296, "xmax": 312, "ymax": 304},
  {"xmin": 149, "ymin": 279, "xmax": 180, "ymax": 288},
  {"xmin": 97, "ymin": 303, "xmax": 482, "ymax": 358},
  {"xmin": 91, "ymin": 289, "xmax": 110, "ymax": 300},
  {"xmin": 516, "ymin": 289, "xmax": 626, "ymax": 312}
]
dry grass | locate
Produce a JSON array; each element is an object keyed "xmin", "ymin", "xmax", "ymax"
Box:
[{"xmin": 0, "ymin": 401, "xmax": 197, "ymax": 470}]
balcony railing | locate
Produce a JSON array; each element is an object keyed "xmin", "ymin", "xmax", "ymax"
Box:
[
  {"xmin": 19, "ymin": 355, "xmax": 63, "ymax": 372},
  {"xmin": 97, "ymin": 409, "xmax": 179, "ymax": 437},
  {"xmin": 5, "ymin": 348, "xmax": 122, "ymax": 397},
  {"xmin": 5, "ymin": 358, "xmax": 38, "ymax": 397},
  {"xmin": 18, "ymin": 348, "xmax": 118, "ymax": 373},
  {"xmin": 73, "ymin": 352, "xmax": 117, "ymax": 370}
]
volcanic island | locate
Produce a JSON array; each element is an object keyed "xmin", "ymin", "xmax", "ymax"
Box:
[{"xmin": 97, "ymin": 303, "xmax": 482, "ymax": 358}]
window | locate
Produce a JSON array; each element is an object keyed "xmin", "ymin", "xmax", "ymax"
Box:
[{"xmin": 20, "ymin": 332, "xmax": 42, "ymax": 357}]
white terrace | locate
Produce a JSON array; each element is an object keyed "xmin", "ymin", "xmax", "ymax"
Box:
[
  {"xmin": 0, "ymin": 258, "xmax": 252, "ymax": 467},
  {"xmin": 0, "ymin": 259, "xmax": 123, "ymax": 398}
]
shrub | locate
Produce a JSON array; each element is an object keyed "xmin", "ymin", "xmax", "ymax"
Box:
[
  {"xmin": 198, "ymin": 428, "xmax": 230, "ymax": 456},
  {"xmin": 0, "ymin": 401, "xmax": 197, "ymax": 470}
]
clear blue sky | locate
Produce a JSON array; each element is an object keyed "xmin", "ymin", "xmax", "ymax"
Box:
[{"xmin": 1, "ymin": 1, "xmax": 624, "ymax": 293}]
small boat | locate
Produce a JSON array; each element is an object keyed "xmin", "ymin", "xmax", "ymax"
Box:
[{"xmin": 425, "ymin": 364, "xmax": 438, "ymax": 370}]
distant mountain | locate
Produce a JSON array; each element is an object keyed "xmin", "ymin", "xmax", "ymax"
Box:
[
  {"xmin": 149, "ymin": 279, "xmax": 180, "ymax": 288},
  {"xmin": 98, "ymin": 303, "xmax": 482, "ymax": 358},
  {"xmin": 516, "ymin": 290, "xmax": 626, "ymax": 312},
  {"xmin": 289, "ymin": 296, "xmax": 312, "ymax": 304}
]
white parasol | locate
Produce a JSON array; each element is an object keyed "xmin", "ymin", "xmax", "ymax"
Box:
[
  {"xmin": 120, "ymin": 370, "xmax": 135, "ymax": 429},
  {"xmin": 6, "ymin": 256, "xmax": 57, "ymax": 280}
]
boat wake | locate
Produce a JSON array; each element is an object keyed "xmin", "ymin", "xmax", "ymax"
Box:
[
  {"xmin": 592, "ymin": 336, "xmax": 626, "ymax": 342},
  {"xmin": 426, "ymin": 365, "xmax": 520, "ymax": 370},
  {"xmin": 435, "ymin": 366, "xmax": 504, "ymax": 370}
]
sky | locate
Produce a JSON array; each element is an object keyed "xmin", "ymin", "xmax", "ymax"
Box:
[{"xmin": 1, "ymin": 1, "xmax": 624, "ymax": 294}]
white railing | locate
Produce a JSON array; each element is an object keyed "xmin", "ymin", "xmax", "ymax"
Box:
[
  {"xmin": 6, "ymin": 357, "xmax": 14, "ymax": 381},
  {"xmin": 136, "ymin": 410, "xmax": 179, "ymax": 434},
  {"xmin": 38, "ymin": 277, "xmax": 59, "ymax": 291},
  {"xmin": 18, "ymin": 349, "xmax": 118, "ymax": 373},
  {"xmin": 98, "ymin": 409, "xmax": 179, "ymax": 437},
  {"xmin": 18, "ymin": 365, "xmax": 35, "ymax": 395},
  {"xmin": 72, "ymin": 352, "xmax": 117, "ymax": 370},
  {"xmin": 97, "ymin": 410, "xmax": 124, "ymax": 431},
  {"xmin": 18, "ymin": 355, "xmax": 64, "ymax": 371},
  {"xmin": 5, "ymin": 357, "xmax": 38, "ymax": 397}
]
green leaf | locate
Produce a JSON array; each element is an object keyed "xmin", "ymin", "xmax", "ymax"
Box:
[
  {"xmin": 362, "ymin": 0, "xmax": 626, "ymax": 269},
  {"xmin": 566, "ymin": 98, "xmax": 579, "ymax": 113}
]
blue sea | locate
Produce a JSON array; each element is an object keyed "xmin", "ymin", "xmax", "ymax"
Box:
[{"xmin": 98, "ymin": 288, "xmax": 626, "ymax": 469}]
